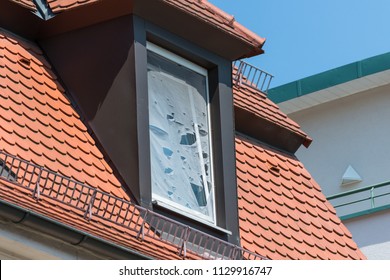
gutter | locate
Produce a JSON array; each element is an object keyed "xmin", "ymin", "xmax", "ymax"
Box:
[{"xmin": 0, "ymin": 199, "xmax": 152, "ymax": 260}]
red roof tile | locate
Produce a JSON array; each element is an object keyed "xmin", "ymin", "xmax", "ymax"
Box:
[
  {"xmin": 47, "ymin": 0, "xmax": 99, "ymax": 12},
  {"xmin": 0, "ymin": 30, "xmax": 127, "ymax": 199},
  {"xmin": 235, "ymin": 134, "xmax": 365, "ymax": 259},
  {"xmin": 8, "ymin": 0, "xmax": 36, "ymax": 11}
]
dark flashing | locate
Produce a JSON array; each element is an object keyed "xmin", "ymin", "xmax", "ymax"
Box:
[
  {"xmin": 32, "ymin": 0, "xmax": 55, "ymax": 20},
  {"xmin": 268, "ymin": 52, "xmax": 390, "ymax": 104},
  {"xmin": 235, "ymin": 131, "xmax": 299, "ymax": 159},
  {"xmin": 234, "ymin": 106, "xmax": 308, "ymax": 154}
]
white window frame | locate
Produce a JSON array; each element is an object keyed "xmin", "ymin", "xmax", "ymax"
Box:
[{"xmin": 147, "ymin": 42, "xmax": 217, "ymax": 225}]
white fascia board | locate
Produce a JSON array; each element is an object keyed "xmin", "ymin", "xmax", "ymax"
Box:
[{"xmin": 279, "ymin": 70, "xmax": 390, "ymax": 115}]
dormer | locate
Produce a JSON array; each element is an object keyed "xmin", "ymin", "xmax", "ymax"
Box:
[{"xmin": 4, "ymin": 0, "xmax": 267, "ymax": 245}]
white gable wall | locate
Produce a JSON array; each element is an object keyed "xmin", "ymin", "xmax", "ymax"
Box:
[{"xmin": 288, "ymin": 82, "xmax": 390, "ymax": 259}]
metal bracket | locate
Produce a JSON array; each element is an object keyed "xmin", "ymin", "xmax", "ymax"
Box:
[
  {"xmin": 32, "ymin": 167, "xmax": 43, "ymax": 201},
  {"xmin": 178, "ymin": 227, "xmax": 190, "ymax": 258},
  {"xmin": 84, "ymin": 190, "xmax": 97, "ymax": 220},
  {"xmin": 136, "ymin": 210, "xmax": 149, "ymax": 241}
]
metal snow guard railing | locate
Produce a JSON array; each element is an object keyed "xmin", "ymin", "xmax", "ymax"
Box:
[
  {"xmin": 327, "ymin": 181, "xmax": 390, "ymax": 220},
  {"xmin": 0, "ymin": 151, "xmax": 267, "ymax": 260},
  {"xmin": 233, "ymin": 60, "xmax": 274, "ymax": 93}
]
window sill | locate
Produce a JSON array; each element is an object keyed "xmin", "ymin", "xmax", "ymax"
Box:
[{"xmin": 152, "ymin": 199, "xmax": 232, "ymax": 236}]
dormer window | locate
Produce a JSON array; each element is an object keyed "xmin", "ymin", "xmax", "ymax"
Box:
[
  {"xmin": 147, "ymin": 42, "xmax": 216, "ymax": 224},
  {"xmin": 40, "ymin": 16, "xmax": 241, "ymax": 243}
]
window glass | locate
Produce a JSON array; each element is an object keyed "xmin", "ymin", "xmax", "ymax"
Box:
[{"xmin": 147, "ymin": 43, "xmax": 215, "ymax": 223}]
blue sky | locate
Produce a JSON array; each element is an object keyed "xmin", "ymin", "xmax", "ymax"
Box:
[{"xmin": 209, "ymin": 0, "xmax": 390, "ymax": 88}]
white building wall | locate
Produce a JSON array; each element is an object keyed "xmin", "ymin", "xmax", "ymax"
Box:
[
  {"xmin": 0, "ymin": 217, "xmax": 108, "ymax": 260},
  {"xmin": 291, "ymin": 84, "xmax": 390, "ymax": 197},
  {"xmin": 288, "ymin": 83, "xmax": 390, "ymax": 259},
  {"xmin": 343, "ymin": 210, "xmax": 390, "ymax": 260}
]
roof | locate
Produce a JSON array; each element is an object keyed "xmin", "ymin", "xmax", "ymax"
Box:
[
  {"xmin": 0, "ymin": 28, "xmax": 264, "ymax": 260},
  {"xmin": 8, "ymin": 0, "xmax": 265, "ymax": 55},
  {"xmin": 268, "ymin": 52, "xmax": 390, "ymax": 114},
  {"xmin": 236, "ymin": 134, "xmax": 365, "ymax": 259},
  {"xmin": 0, "ymin": 4, "xmax": 365, "ymax": 259}
]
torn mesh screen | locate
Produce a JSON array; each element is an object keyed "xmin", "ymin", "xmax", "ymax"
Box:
[{"xmin": 147, "ymin": 50, "xmax": 214, "ymax": 222}]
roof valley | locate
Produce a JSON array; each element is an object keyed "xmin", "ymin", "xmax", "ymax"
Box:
[{"xmin": 32, "ymin": 0, "xmax": 55, "ymax": 20}]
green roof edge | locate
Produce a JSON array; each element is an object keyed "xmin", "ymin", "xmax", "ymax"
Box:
[{"xmin": 268, "ymin": 52, "xmax": 390, "ymax": 104}]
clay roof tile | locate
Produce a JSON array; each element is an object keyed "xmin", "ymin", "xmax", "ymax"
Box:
[{"xmin": 0, "ymin": 28, "xmax": 129, "ymax": 207}]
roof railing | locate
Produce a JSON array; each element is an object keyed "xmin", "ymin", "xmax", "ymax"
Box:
[
  {"xmin": 233, "ymin": 60, "xmax": 274, "ymax": 93},
  {"xmin": 327, "ymin": 181, "xmax": 390, "ymax": 220},
  {"xmin": 0, "ymin": 150, "xmax": 267, "ymax": 260}
]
